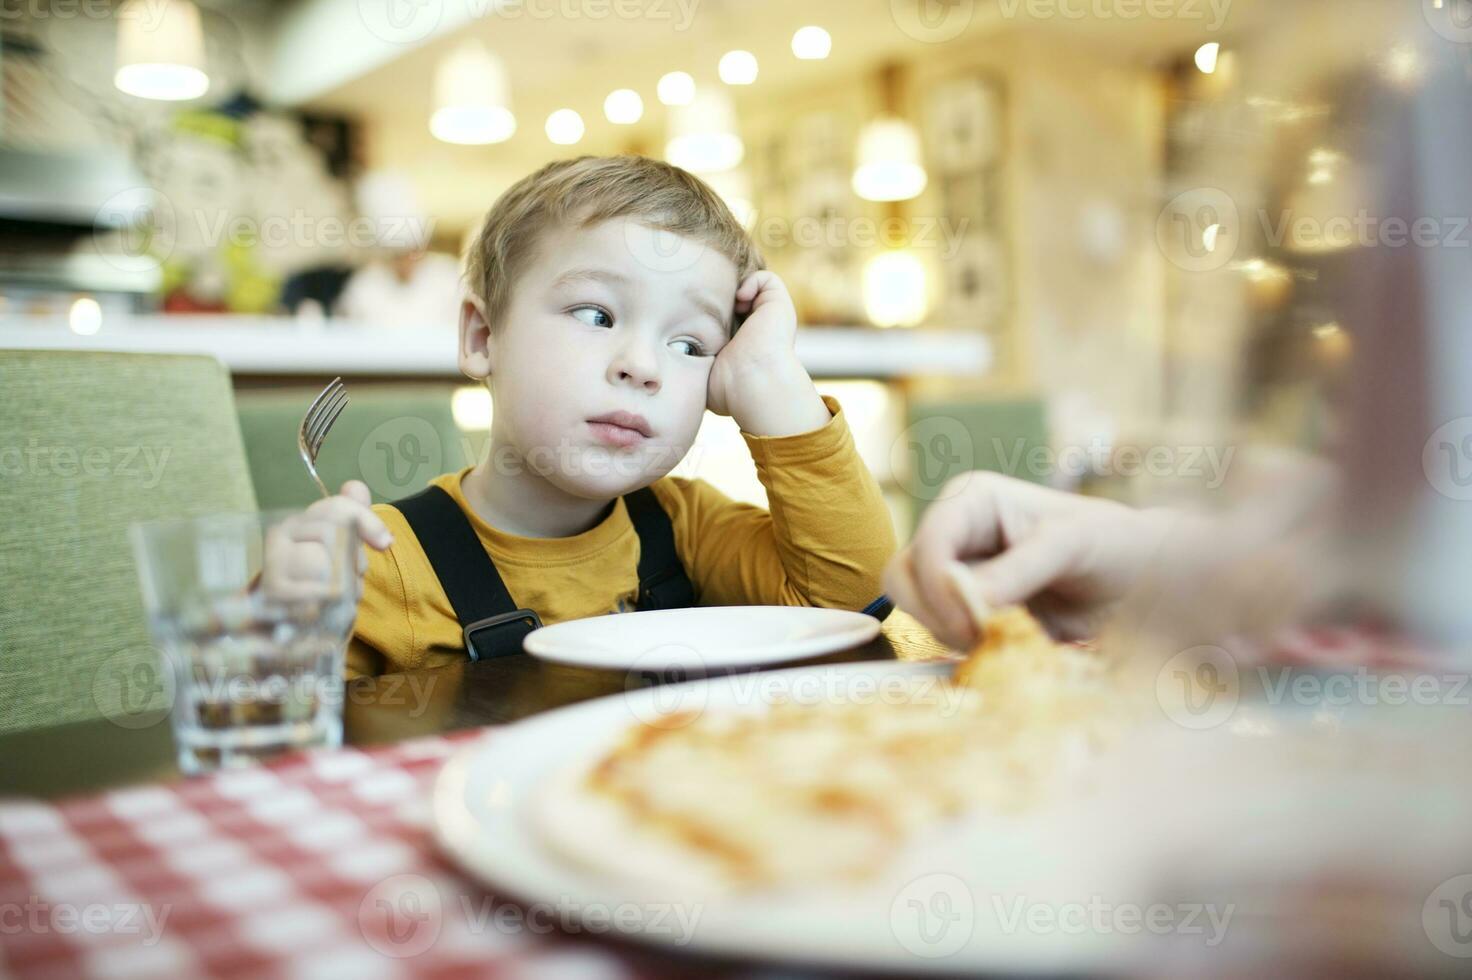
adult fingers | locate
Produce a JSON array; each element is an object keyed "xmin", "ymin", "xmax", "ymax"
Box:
[
  {"xmin": 907, "ymin": 474, "xmax": 1015, "ymax": 646},
  {"xmin": 884, "ymin": 547, "xmax": 977, "ymax": 651},
  {"xmin": 953, "ymin": 523, "xmax": 1087, "ymax": 615}
]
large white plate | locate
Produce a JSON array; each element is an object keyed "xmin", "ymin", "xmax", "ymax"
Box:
[
  {"xmin": 521, "ymin": 605, "xmax": 881, "ymax": 670},
  {"xmin": 432, "ymin": 661, "xmax": 1155, "ymax": 975}
]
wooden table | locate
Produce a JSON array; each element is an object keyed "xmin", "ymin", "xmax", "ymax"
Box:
[{"xmin": 0, "ymin": 615, "xmax": 951, "ymax": 800}]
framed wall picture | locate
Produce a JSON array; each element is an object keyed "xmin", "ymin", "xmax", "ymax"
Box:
[
  {"xmin": 943, "ymin": 233, "xmax": 1007, "ymax": 333},
  {"xmin": 926, "ymin": 74, "xmax": 1003, "ymax": 176},
  {"xmin": 924, "ymin": 72, "xmax": 1009, "ymax": 337}
]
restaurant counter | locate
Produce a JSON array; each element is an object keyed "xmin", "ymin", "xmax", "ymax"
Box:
[{"xmin": 0, "ymin": 315, "xmax": 991, "ymax": 382}]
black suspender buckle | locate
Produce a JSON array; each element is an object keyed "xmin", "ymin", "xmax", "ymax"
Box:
[
  {"xmin": 463, "ymin": 609, "xmax": 543, "ymax": 662},
  {"xmin": 637, "ymin": 567, "xmax": 696, "ymax": 611}
]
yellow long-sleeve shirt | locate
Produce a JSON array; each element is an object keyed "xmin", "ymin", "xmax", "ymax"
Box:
[{"xmin": 346, "ymin": 396, "xmax": 897, "ymax": 677}]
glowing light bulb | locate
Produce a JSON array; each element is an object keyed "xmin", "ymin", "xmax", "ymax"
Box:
[
  {"xmin": 792, "ymin": 27, "xmax": 832, "ymax": 60},
  {"xmin": 604, "ymin": 89, "xmax": 643, "ymax": 124},
  {"xmin": 719, "ymin": 50, "xmax": 758, "ymax": 85},
  {"xmin": 1194, "ymin": 42, "xmax": 1220, "ymax": 74},
  {"xmin": 657, "ymin": 71, "xmax": 695, "ymax": 106},
  {"xmin": 545, "ymin": 109, "xmax": 584, "ymax": 145}
]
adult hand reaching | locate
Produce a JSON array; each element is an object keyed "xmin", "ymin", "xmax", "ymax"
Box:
[{"xmin": 883, "ymin": 472, "xmax": 1176, "ymax": 649}]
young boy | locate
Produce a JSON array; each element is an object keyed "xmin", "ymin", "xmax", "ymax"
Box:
[{"xmin": 280, "ymin": 155, "xmax": 896, "ymax": 676}]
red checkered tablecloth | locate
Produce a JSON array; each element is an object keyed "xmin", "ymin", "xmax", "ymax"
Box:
[
  {"xmin": 0, "ymin": 730, "xmax": 709, "ymax": 980},
  {"xmin": 1, "ymin": 628, "xmax": 1453, "ymax": 979}
]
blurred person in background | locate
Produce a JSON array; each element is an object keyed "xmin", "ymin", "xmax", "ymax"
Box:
[{"xmin": 334, "ymin": 172, "xmax": 463, "ymax": 326}]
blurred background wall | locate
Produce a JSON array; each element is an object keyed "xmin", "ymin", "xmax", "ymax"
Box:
[{"xmin": 2, "ymin": 0, "xmax": 1457, "ymax": 575}]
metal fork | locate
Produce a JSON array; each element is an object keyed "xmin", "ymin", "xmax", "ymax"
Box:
[{"xmin": 297, "ymin": 377, "xmax": 348, "ymax": 498}]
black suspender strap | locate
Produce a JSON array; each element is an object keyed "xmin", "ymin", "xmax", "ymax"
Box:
[
  {"xmin": 624, "ymin": 486, "xmax": 697, "ymax": 611},
  {"xmin": 861, "ymin": 594, "xmax": 895, "ymax": 622},
  {"xmin": 389, "ymin": 484, "xmax": 698, "ymax": 661},
  {"xmin": 391, "ymin": 486, "xmax": 540, "ymax": 661}
]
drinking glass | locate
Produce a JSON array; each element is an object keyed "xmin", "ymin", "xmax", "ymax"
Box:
[{"xmin": 129, "ymin": 509, "xmax": 358, "ymax": 774}]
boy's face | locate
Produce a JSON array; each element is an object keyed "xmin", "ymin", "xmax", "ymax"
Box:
[{"xmin": 460, "ymin": 216, "xmax": 739, "ymax": 500}]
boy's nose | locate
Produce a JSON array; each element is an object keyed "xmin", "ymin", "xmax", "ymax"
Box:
[{"xmin": 608, "ymin": 339, "xmax": 661, "ymax": 393}]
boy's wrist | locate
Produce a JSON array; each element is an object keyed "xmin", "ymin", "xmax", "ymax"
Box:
[{"xmin": 727, "ymin": 356, "xmax": 831, "ymax": 437}]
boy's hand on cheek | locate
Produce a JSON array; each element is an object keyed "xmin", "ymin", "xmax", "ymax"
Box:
[{"xmin": 707, "ymin": 271, "xmax": 831, "ymax": 437}]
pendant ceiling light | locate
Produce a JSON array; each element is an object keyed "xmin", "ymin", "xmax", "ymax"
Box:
[
  {"xmin": 853, "ymin": 63, "xmax": 928, "ymax": 203},
  {"xmin": 431, "ymin": 41, "xmax": 516, "ymax": 145},
  {"xmin": 665, "ymin": 88, "xmax": 744, "ymax": 173},
  {"xmin": 114, "ymin": 0, "xmax": 210, "ymax": 101}
]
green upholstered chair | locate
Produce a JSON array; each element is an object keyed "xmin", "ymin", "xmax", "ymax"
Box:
[
  {"xmin": 233, "ymin": 384, "xmax": 478, "ymax": 511},
  {"xmin": 0, "ymin": 350, "xmax": 257, "ymax": 735},
  {"xmin": 903, "ymin": 397, "xmax": 1050, "ymax": 528}
]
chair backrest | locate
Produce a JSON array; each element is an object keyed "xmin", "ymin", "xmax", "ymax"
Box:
[
  {"xmin": 234, "ymin": 383, "xmax": 476, "ymax": 510},
  {"xmin": 904, "ymin": 397, "xmax": 1050, "ymax": 527},
  {"xmin": 0, "ymin": 349, "xmax": 257, "ymax": 736}
]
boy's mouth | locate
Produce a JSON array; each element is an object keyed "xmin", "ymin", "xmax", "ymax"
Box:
[{"xmin": 587, "ymin": 411, "xmax": 653, "ymax": 448}]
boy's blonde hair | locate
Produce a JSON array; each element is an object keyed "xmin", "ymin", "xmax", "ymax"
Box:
[{"xmin": 465, "ymin": 154, "xmax": 765, "ymax": 331}]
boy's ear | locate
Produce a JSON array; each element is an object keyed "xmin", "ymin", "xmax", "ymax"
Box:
[{"xmin": 458, "ymin": 295, "xmax": 494, "ymax": 380}]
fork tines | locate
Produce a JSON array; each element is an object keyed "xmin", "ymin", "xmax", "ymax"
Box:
[{"xmin": 304, "ymin": 377, "xmax": 348, "ymax": 456}]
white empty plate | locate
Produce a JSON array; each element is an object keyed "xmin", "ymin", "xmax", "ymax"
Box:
[{"xmin": 522, "ymin": 605, "xmax": 881, "ymax": 670}]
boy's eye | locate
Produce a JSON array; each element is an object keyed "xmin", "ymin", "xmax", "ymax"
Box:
[
  {"xmin": 570, "ymin": 305, "xmax": 612, "ymax": 328},
  {"xmin": 669, "ymin": 339, "xmax": 708, "ymax": 357}
]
